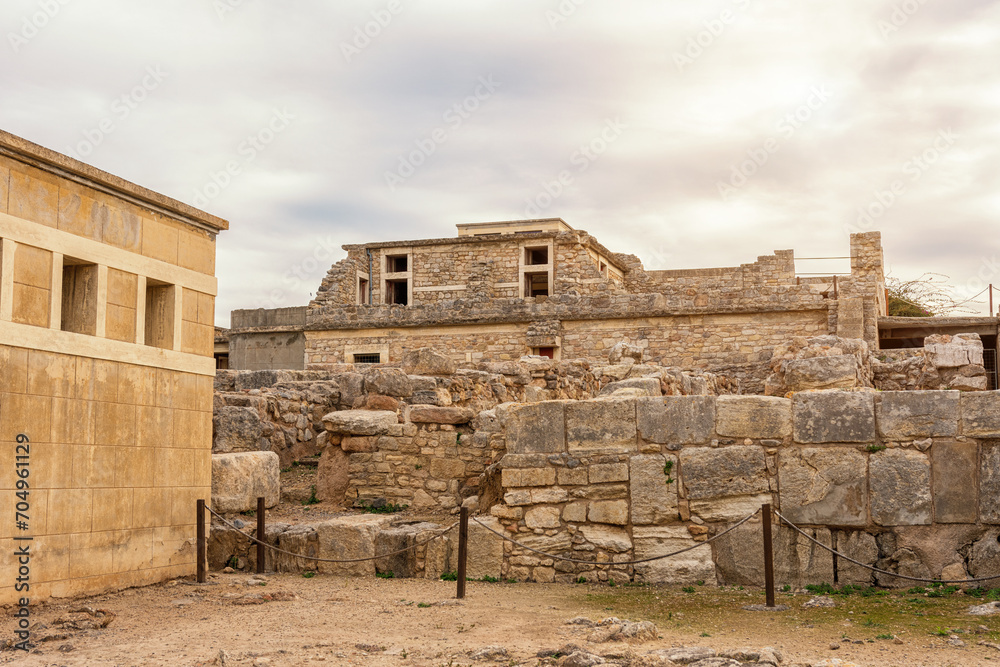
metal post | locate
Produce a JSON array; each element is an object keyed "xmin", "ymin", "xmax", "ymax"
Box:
[
  {"xmin": 762, "ymin": 503, "xmax": 775, "ymax": 608},
  {"xmin": 256, "ymin": 496, "xmax": 266, "ymax": 574},
  {"xmin": 196, "ymin": 499, "xmax": 206, "ymax": 583},
  {"xmin": 991, "ymin": 284, "xmax": 994, "ymax": 316},
  {"xmin": 457, "ymin": 506, "xmax": 469, "ymax": 599}
]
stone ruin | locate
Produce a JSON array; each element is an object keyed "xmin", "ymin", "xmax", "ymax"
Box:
[{"xmin": 209, "ymin": 338, "xmax": 1000, "ymax": 588}]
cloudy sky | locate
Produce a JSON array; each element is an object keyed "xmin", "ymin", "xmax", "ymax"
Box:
[{"xmin": 3, "ymin": 0, "xmax": 999, "ymax": 324}]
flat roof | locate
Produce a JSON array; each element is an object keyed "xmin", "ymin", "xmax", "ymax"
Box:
[{"xmin": 456, "ymin": 218, "xmax": 573, "ymax": 236}]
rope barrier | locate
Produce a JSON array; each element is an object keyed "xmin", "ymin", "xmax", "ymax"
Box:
[
  {"xmin": 775, "ymin": 509, "xmax": 1000, "ymax": 585},
  {"xmin": 205, "ymin": 505, "xmax": 458, "ymax": 564},
  {"xmin": 470, "ymin": 508, "xmax": 759, "ymax": 565}
]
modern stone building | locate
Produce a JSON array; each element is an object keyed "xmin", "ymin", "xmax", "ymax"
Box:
[
  {"xmin": 230, "ymin": 219, "xmax": 890, "ymax": 390},
  {"xmin": 0, "ymin": 130, "xmax": 227, "ymax": 603}
]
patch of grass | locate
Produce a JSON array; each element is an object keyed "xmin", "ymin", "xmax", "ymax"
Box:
[
  {"xmin": 695, "ymin": 580, "xmax": 705, "ymax": 586},
  {"xmin": 302, "ymin": 571, "xmax": 316, "ymax": 578},
  {"xmin": 932, "ymin": 627, "xmax": 950, "ymax": 637},
  {"xmin": 964, "ymin": 587, "xmax": 986, "ymax": 598},
  {"xmin": 663, "ymin": 460, "xmax": 675, "ymax": 485},
  {"xmin": 301, "ymin": 485, "xmax": 320, "ymax": 506},
  {"xmin": 417, "ymin": 602, "xmax": 431, "ymax": 608},
  {"xmin": 781, "ymin": 585, "xmax": 791, "ymax": 592},
  {"xmin": 682, "ymin": 586, "xmax": 695, "ymax": 594},
  {"xmin": 358, "ymin": 500, "xmax": 409, "ymax": 514},
  {"xmin": 225, "ymin": 556, "xmax": 238, "ymax": 569},
  {"xmin": 575, "ymin": 576, "xmax": 588, "ymax": 584},
  {"xmin": 376, "ymin": 571, "xmax": 394, "ymax": 579},
  {"xmin": 907, "ymin": 587, "xmax": 927, "ymax": 595},
  {"xmin": 240, "ymin": 510, "xmax": 256, "ymax": 517},
  {"xmin": 440, "ymin": 571, "xmax": 458, "ymax": 581},
  {"xmin": 875, "ymin": 633, "xmax": 894, "ymax": 640},
  {"xmin": 865, "ymin": 444, "xmax": 887, "ymax": 453},
  {"xmin": 699, "ymin": 632, "xmax": 710, "ymax": 637},
  {"xmin": 477, "ymin": 575, "xmax": 499, "ymax": 583}
]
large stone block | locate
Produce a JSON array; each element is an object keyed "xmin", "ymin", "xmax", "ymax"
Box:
[
  {"xmin": 834, "ymin": 531, "xmax": 878, "ymax": 585},
  {"xmin": 588, "ymin": 500, "xmax": 629, "ymax": 525},
  {"xmin": 688, "ymin": 494, "xmax": 772, "ymax": 523},
  {"xmin": 633, "ymin": 526, "xmax": 715, "ymax": 585},
  {"xmin": 636, "ymin": 396, "xmax": 715, "ymax": 445},
  {"xmin": 566, "ymin": 399, "xmax": 636, "ymax": 452},
  {"xmin": 402, "ymin": 348, "xmax": 457, "ymax": 376},
  {"xmin": 212, "ymin": 405, "xmax": 263, "ymax": 453},
  {"xmin": 961, "ymin": 391, "xmax": 1000, "ymax": 436},
  {"xmin": 211, "ymin": 451, "xmax": 280, "ymax": 513},
  {"xmin": 322, "ymin": 409, "xmax": 397, "ymax": 436},
  {"xmin": 981, "ymin": 444, "xmax": 1000, "ymax": 524},
  {"xmin": 870, "ymin": 449, "xmax": 931, "ymax": 526},
  {"xmin": 783, "ymin": 355, "xmax": 860, "ymax": 391},
  {"xmin": 525, "ymin": 506, "xmax": 562, "ymax": 529},
  {"xmin": 716, "ymin": 396, "xmax": 791, "ymax": 439},
  {"xmin": 932, "ymin": 441, "xmax": 978, "ymax": 523},
  {"xmin": 714, "ymin": 521, "xmax": 834, "ymax": 588},
  {"xmin": 503, "ymin": 401, "xmax": 566, "ymax": 454},
  {"xmin": 467, "ymin": 516, "xmax": 504, "ymax": 579},
  {"xmin": 926, "ymin": 334, "xmax": 984, "ymax": 368},
  {"xmin": 778, "ymin": 447, "xmax": 867, "ymax": 526},
  {"xmin": 679, "ymin": 446, "xmax": 768, "ymax": 500},
  {"xmin": 589, "ymin": 463, "xmax": 629, "ymax": 483},
  {"xmin": 629, "ymin": 454, "xmax": 678, "ymax": 525},
  {"xmin": 315, "ymin": 514, "xmax": 393, "ymax": 576},
  {"xmin": 876, "ymin": 391, "xmax": 959, "ymax": 439},
  {"xmin": 362, "ymin": 367, "xmax": 412, "ymax": 397},
  {"xmin": 408, "ymin": 405, "xmax": 474, "ymax": 424},
  {"xmin": 792, "ymin": 391, "xmax": 875, "ymax": 443},
  {"xmin": 579, "ymin": 525, "xmax": 631, "ymax": 552},
  {"xmin": 599, "ymin": 377, "xmax": 661, "ymax": 397}
]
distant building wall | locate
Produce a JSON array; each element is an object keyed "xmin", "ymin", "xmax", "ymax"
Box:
[
  {"xmin": 0, "ymin": 130, "xmax": 226, "ymax": 604},
  {"xmin": 228, "ymin": 307, "xmax": 307, "ymax": 370}
]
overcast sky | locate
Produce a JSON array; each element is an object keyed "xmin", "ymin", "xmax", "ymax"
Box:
[{"xmin": 3, "ymin": 0, "xmax": 999, "ymax": 325}]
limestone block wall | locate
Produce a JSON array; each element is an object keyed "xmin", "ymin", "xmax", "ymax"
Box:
[
  {"xmin": 0, "ymin": 130, "xmax": 226, "ymax": 604},
  {"xmin": 487, "ymin": 390, "xmax": 1000, "ymax": 587}
]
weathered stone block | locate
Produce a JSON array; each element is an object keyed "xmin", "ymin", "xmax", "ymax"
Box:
[
  {"xmin": 629, "ymin": 454, "xmax": 678, "ymax": 525},
  {"xmin": 503, "ymin": 401, "xmax": 565, "ymax": 454},
  {"xmin": 503, "ymin": 489, "xmax": 532, "ymax": 506},
  {"xmin": 783, "ymin": 355, "xmax": 860, "ymax": 391},
  {"xmin": 792, "ymin": 391, "xmax": 875, "ymax": 443},
  {"xmin": 212, "ymin": 405, "xmax": 262, "ymax": 453},
  {"xmin": 374, "ymin": 527, "xmax": 419, "ymax": 578},
  {"xmin": 408, "ymin": 405, "xmax": 474, "ymax": 424},
  {"xmin": 876, "ymin": 391, "xmax": 959, "ymax": 438},
  {"xmin": 778, "ymin": 447, "xmax": 867, "ymax": 526},
  {"xmin": 557, "ymin": 467, "xmax": 588, "ymax": 486},
  {"xmin": 679, "ymin": 446, "xmax": 768, "ymax": 500},
  {"xmin": 716, "ymin": 396, "xmax": 791, "ymax": 439},
  {"xmin": 636, "ymin": 396, "xmax": 714, "ymax": 445},
  {"xmin": 714, "ymin": 521, "xmax": 833, "ymax": 588},
  {"xmin": 563, "ymin": 502, "xmax": 587, "ymax": 522},
  {"xmin": 467, "ymin": 516, "xmax": 504, "ymax": 579},
  {"xmin": 961, "ymin": 391, "xmax": 1000, "ymax": 436},
  {"xmin": 530, "ymin": 488, "xmax": 569, "ymax": 504},
  {"xmin": 579, "ymin": 525, "xmax": 632, "ymax": 552},
  {"xmin": 599, "ymin": 377, "xmax": 661, "ymax": 397},
  {"xmin": 341, "ymin": 436, "xmax": 378, "ymax": 452},
  {"xmin": 932, "ymin": 441, "xmax": 978, "ymax": 523},
  {"xmin": 589, "ymin": 463, "xmax": 629, "ymax": 483},
  {"xmin": 524, "ymin": 506, "xmax": 562, "ymax": 529},
  {"xmin": 633, "ymin": 526, "xmax": 715, "ymax": 585},
  {"xmin": 502, "ymin": 467, "xmax": 556, "ymax": 488},
  {"xmin": 835, "ymin": 531, "xmax": 878, "ymax": 585},
  {"xmin": 870, "ymin": 449, "xmax": 931, "ymax": 526},
  {"xmin": 316, "ymin": 514, "xmax": 393, "ymax": 576},
  {"xmin": 211, "ymin": 451, "xmax": 280, "ymax": 513},
  {"xmin": 981, "ymin": 444, "xmax": 1000, "ymax": 524},
  {"xmin": 429, "ymin": 457, "xmax": 466, "ymax": 479},
  {"xmin": 588, "ymin": 500, "xmax": 628, "ymax": 525},
  {"xmin": 402, "ymin": 347, "xmax": 457, "ymax": 376},
  {"xmin": 322, "ymin": 409, "xmax": 397, "ymax": 436},
  {"xmin": 688, "ymin": 494, "xmax": 772, "ymax": 522},
  {"xmin": 566, "ymin": 399, "xmax": 636, "ymax": 451},
  {"xmin": 363, "ymin": 367, "xmax": 412, "ymax": 397}
]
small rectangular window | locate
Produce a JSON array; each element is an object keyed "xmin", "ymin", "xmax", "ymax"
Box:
[
  {"xmin": 385, "ymin": 279, "xmax": 408, "ymax": 305},
  {"xmin": 144, "ymin": 280, "xmax": 176, "ymax": 350},
  {"xmin": 61, "ymin": 259, "xmax": 99, "ymax": 335},
  {"xmin": 358, "ymin": 277, "xmax": 370, "ymax": 304},
  {"xmin": 533, "ymin": 347, "xmax": 555, "ymax": 359},
  {"xmin": 386, "ymin": 255, "xmax": 408, "ymax": 273},
  {"xmin": 353, "ymin": 353, "xmax": 381, "ymax": 364},
  {"xmin": 524, "ymin": 272, "xmax": 549, "ymax": 297},
  {"xmin": 525, "ymin": 247, "xmax": 548, "ymax": 265}
]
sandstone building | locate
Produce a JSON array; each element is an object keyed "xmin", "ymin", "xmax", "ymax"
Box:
[
  {"xmin": 230, "ymin": 219, "xmax": 890, "ymax": 391},
  {"xmin": 0, "ymin": 130, "xmax": 226, "ymax": 603}
]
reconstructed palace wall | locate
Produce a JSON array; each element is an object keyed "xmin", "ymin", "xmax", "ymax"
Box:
[
  {"xmin": 0, "ymin": 130, "xmax": 225, "ymax": 604},
  {"xmin": 486, "ymin": 390, "xmax": 1000, "ymax": 587}
]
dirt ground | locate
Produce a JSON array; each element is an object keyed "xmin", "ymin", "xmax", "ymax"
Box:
[{"xmin": 3, "ymin": 573, "xmax": 999, "ymax": 667}]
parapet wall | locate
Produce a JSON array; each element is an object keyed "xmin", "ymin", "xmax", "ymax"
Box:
[{"xmin": 486, "ymin": 390, "xmax": 1000, "ymax": 586}]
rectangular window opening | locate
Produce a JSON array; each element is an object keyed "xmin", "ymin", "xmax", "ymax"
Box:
[
  {"xmin": 60, "ymin": 258, "xmax": 99, "ymax": 335},
  {"xmin": 525, "ymin": 247, "xmax": 548, "ymax": 265},
  {"xmin": 358, "ymin": 277, "xmax": 370, "ymax": 305},
  {"xmin": 144, "ymin": 279, "xmax": 176, "ymax": 350},
  {"xmin": 353, "ymin": 353, "xmax": 381, "ymax": 364},
  {"xmin": 385, "ymin": 279, "xmax": 409, "ymax": 305},
  {"xmin": 386, "ymin": 254, "xmax": 408, "ymax": 273},
  {"xmin": 532, "ymin": 347, "xmax": 555, "ymax": 359},
  {"xmin": 524, "ymin": 272, "xmax": 549, "ymax": 297}
]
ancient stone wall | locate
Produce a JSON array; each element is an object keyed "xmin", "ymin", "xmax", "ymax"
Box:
[{"xmin": 485, "ymin": 390, "xmax": 1000, "ymax": 587}]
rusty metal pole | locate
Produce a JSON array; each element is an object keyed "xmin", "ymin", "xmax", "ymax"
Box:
[
  {"xmin": 196, "ymin": 499, "xmax": 206, "ymax": 583},
  {"xmin": 762, "ymin": 503, "xmax": 775, "ymax": 608},
  {"xmin": 256, "ymin": 496, "xmax": 266, "ymax": 574},
  {"xmin": 991, "ymin": 284, "xmax": 994, "ymax": 316},
  {"xmin": 457, "ymin": 506, "xmax": 469, "ymax": 599}
]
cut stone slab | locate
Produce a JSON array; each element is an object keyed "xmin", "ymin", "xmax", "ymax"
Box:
[
  {"xmin": 566, "ymin": 399, "xmax": 636, "ymax": 452},
  {"xmin": 503, "ymin": 401, "xmax": 566, "ymax": 454},
  {"xmin": 322, "ymin": 410, "xmax": 398, "ymax": 436},
  {"xmin": 579, "ymin": 525, "xmax": 632, "ymax": 553},
  {"xmin": 211, "ymin": 451, "xmax": 280, "ymax": 513},
  {"xmin": 793, "ymin": 390, "xmax": 875, "ymax": 443},
  {"xmin": 688, "ymin": 494, "xmax": 773, "ymax": 523},
  {"xmin": 981, "ymin": 444, "xmax": 1000, "ymax": 524},
  {"xmin": 783, "ymin": 355, "xmax": 860, "ymax": 391},
  {"xmin": 932, "ymin": 441, "xmax": 978, "ymax": 523},
  {"xmin": 408, "ymin": 405, "xmax": 474, "ymax": 424},
  {"xmin": 402, "ymin": 347, "xmax": 457, "ymax": 376},
  {"xmin": 636, "ymin": 396, "xmax": 715, "ymax": 445},
  {"xmin": 315, "ymin": 514, "xmax": 394, "ymax": 576},
  {"xmin": 834, "ymin": 531, "xmax": 879, "ymax": 585},
  {"xmin": 716, "ymin": 395, "xmax": 792, "ymax": 439},
  {"xmin": 870, "ymin": 449, "xmax": 931, "ymax": 526},
  {"xmin": 467, "ymin": 516, "xmax": 504, "ymax": 579},
  {"xmin": 629, "ymin": 454, "xmax": 679, "ymax": 525},
  {"xmin": 588, "ymin": 500, "xmax": 629, "ymax": 525},
  {"xmin": 599, "ymin": 377, "xmax": 661, "ymax": 397},
  {"xmin": 876, "ymin": 390, "xmax": 959, "ymax": 439},
  {"xmin": 362, "ymin": 367, "xmax": 413, "ymax": 397},
  {"xmin": 679, "ymin": 446, "xmax": 768, "ymax": 500},
  {"xmin": 632, "ymin": 526, "xmax": 716, "ymax": 585},
  {"xmin": 961, "ymin": 391, "xmax": 1000, "ymax": 436},
  {"xmin": 714, "ymin": 521, "xmax": 834, "ymax": 589},
  {"xmin": 778, "ymin": 447, "xmax": 867, "ymax": 526},
  {"xmin": 212, "ymin": 405, "xmax": 263, "ymax": 453}
]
